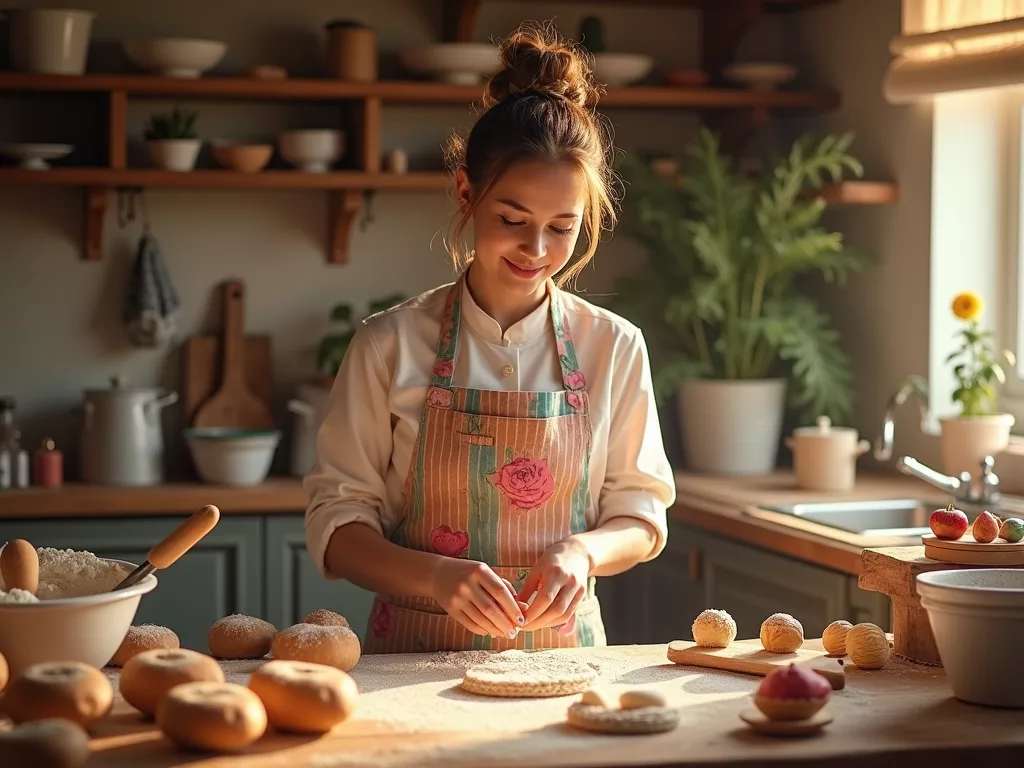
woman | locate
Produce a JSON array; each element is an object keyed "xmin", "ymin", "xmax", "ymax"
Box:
[{"xmin": 304, "ymin": 24, "xmax": 676, "ymax": 653}]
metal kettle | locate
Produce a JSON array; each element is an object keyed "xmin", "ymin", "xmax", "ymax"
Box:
[{"xmin": 80, "ymin": 376, "xmax": 178, "ymax": 486}]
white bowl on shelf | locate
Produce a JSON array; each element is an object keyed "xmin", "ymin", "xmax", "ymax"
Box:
[
  {"xmin": 398, "ymin": 43, "xmax": 500, "ymax": 85},
  {"xmin": 123, "ymin": 38, "xmax": 227, "ymax": 78},
  {"xmin": 723, "ymin": 62, "xmax": 798, "ymax": 92},
  {"xmin": 592, "ymin": 53, "xmax": 654, "ymax": 87},
  {"xmin": 917, "ymin": 569, "xmax": 1024, "ymax": 708},
  {"xmin": 0, "ymin": 559, "xmax": 157, "ymax": 677},
  {"xmin": 278, "ymin": 129, "xmax": 345, "ymax": 173},
  {"xmin": 184, "ymin": 427, "xmax": 281, "ymax": 486},
  {"xmin": 0, "ymin": 142, "xmax": 73, "ymax": 169}
]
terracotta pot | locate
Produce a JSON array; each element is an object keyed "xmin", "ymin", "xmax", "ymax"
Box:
[
  {"xmin": 938, "ymin": 413, "xmax": 1015, "ymax": 477},
  {"xmin": 325, "ymin": 23, "xmax": 377, "ymax": 81}
]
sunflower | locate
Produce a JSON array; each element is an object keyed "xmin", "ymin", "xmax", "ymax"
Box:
[{"xmin": 951, "ymin": 292, "xmax": 982, "ymax": 321}]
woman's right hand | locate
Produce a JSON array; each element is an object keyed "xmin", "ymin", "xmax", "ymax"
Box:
[{"xmin": 431, "ymin": 558, "xmax": 526, "ymax": 638}]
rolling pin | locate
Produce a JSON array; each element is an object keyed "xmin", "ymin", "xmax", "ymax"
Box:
[{"xmin": 113, "ymin": 505, "xmax": 221, "ymax": 591}]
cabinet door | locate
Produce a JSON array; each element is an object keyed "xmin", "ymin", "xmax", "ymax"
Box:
[
  {"xmin": 263, "ymin": 515, "xmax": 376, "ymax": 641},
  {"xmin": 847, "ymin": 578, "xmax": 892, "ymax": 631},
  {"xmin": 697, "ymin": 531, "xmax": 849, "ymax": 641},
  {"xmin": 643, "ymin": 521, "xmax": 707, "ymax": 645},
  {"xmin": 0, "ymin": 516, "xmax": 263, "ymax": 652}
]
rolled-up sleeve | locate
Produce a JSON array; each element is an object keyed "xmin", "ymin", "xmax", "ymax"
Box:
[
  {"xmin": 303, "ymin": 322, "xmax": 393, "ymax": 579},
  {"xmin": 597, "ymin": 327, "xmax": 676, "ymax": 560}
]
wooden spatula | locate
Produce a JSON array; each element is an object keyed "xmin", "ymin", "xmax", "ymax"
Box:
[
  {"xmin": 667, "ymin": 639, "xmax": 846, "ymax": 690},
  {"xmin": 192, "ymin": 281, "xmax": 275, "ymax": 430}
]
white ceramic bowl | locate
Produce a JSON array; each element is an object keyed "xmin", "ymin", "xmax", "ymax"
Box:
[
  {"xmin": 398, "ymin": 43, "xmax": 500, "ymax": 85},
  {"xmin": 917, "ymin": 569, "xmax": 1024, "ymax": 708},
  {"xmin": 278, "ymin": 129, "xmax": 345, "ymax": 173},
  {"xmin": 592, "ymin": 53, "xmax": 654, "ymax": 87},
  {"xmin": 123, "ymin": 37, "xmax": 227, "ymax": 78},
  {"xmin": 184, "ymin": 427, "xmax": 281, "ymax": 486},
  {"xmin": 0, "ymin": 559, "xmax": 157, "ymax": 677}
]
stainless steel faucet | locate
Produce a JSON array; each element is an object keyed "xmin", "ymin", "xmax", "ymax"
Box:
[{"xmin": 876, "ymin": 376, "xmax": 1001, "ymax": 508}]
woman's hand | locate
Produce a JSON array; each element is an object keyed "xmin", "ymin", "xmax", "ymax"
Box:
[
  {"xmin": 518, "ymin": 538, "xmax": 593, "ymax": 633},
  {"xmin": 431, "ymin": 558, "xmax": 526, "ymax": 638}
]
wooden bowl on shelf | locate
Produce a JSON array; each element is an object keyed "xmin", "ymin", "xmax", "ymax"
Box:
[{"xmin": 211, "ymin": 141, "xmax": 273, "ymax": 173}]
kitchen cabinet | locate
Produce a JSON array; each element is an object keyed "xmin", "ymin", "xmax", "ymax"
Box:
[{"xmin": 599, "ymin": 521, "xmax": 891, "ymax": 645}]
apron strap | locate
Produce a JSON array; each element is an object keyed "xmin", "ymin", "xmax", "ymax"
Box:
[{"xmin": 427, "ymin": 272, "xmax": 588, "ymax": 396}]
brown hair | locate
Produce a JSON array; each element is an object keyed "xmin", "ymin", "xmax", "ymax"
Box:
[{"xmin": 444, "ymin": 22, "xmax": 619, "ymax": 288}]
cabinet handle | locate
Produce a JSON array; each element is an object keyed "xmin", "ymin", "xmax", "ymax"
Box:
[{"xmin": 688, "ymin": 547, "xmax": 702, "ymax": 583}]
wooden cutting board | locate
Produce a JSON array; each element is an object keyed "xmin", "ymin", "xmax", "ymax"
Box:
[
  {"xmin": 183, "ymin": 335, "xmax": 272, "ymax": 427},
  {"xmin": 922, "ymin": 533, "xmax": 1024, "ymax": 565},
  {"xmin": 667, "ymin": 639, "xmax": 846, "ymax": 690},
  {"xmin": 191, "ymin": 281, "xmax": 276, "ymax": 430}
]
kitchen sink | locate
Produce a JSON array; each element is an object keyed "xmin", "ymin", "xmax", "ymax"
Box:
[{"xmin": 758, "ymin": 498, "xmax": 939, "ymax": 537}]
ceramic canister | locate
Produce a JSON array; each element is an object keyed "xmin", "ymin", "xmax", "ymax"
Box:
[{"xmin": 785, "ymin": 416, "xmax": 870, "ymax": 491}]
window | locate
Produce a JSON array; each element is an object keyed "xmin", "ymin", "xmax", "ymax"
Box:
[{"xmin": 1001, "ymin": 88, "xmax": 1024, "ymax": 424}]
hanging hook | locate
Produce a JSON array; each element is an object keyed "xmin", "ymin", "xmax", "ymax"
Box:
[
  {"xmin": 115, "ymin": 188, "xmax": 151, "ymax": 235},
  {"xmin": 138, "ymin": 189, "xmax": 152, "ymax": 235},
  {"xmin": 360, "ymin": 190, "xmax": 375, "ymax": 232}
]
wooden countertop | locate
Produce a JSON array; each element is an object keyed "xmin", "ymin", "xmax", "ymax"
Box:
[
  {"xmin": 670, "ymin": 471, "xmax": 949, "ymax": 576},
  {"xmin": 0, "ymin": 479, "xmax": 308, "ymax": 518},
  {"xmin": 50, "ymin": 641, "xmax": 1024, "ymax": 767}
]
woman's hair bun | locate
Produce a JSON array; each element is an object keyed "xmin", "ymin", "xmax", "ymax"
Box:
[{"xmin": 484, "ymin": 23, "xmax": 600, "ymax": 111}]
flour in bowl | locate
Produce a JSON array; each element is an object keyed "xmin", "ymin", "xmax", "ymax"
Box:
[{"xmin": 0, "ymin": 545, "xmax": 129, "ymax": 601}]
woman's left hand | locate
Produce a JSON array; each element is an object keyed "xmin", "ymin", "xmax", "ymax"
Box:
[{"xmin": 517, "ymin": 538, "xmax": 592, "ymax": 633}]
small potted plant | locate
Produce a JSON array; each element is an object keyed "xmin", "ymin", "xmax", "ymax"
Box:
[
  {"xmin": 144, "ymin": 106, "xmax": 201, "ymax": 171},
  {"xmin": 313, "ymin": 292, "xmax": 407, "ymax": 386},
  {"xmin": 939, "ymin": 291, "xmax": 1016, "ymax": 476}
]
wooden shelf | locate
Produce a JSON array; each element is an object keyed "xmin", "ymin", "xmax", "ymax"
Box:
[
  {"xmin": 0, "ymin": 72, "xmax": 838, "ymax": 110},
  {"xmin": 816, "ymin": 181, "xmax": 899, "ymax": 206},
  {"xmin": 0, "ymin": 479, "xmax": 307, "ymax": 519},
  {"xmin": 0, "ymin": 168, "xmax": 449, "ymax": 191}
]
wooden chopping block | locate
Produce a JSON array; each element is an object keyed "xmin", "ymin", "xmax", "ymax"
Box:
[
  {"xmin": 667, "ymin": 639, "xmax": 845, "ymax": 690},
  {"xmin": 183, "ymin": 335, "xmax": 272, "ymax": 426},
  {"xmin": 859, "ymin": 545, "xmax": 1024, "ymax": 667},
  {"xmin": 191, "ymin": 281, "xmax": 276, "ymax": 430}
]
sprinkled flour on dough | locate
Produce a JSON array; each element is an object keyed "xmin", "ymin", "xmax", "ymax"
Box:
[{"xmin": 0, "ymin": 545, "xmax": 128, "ymax": 601}]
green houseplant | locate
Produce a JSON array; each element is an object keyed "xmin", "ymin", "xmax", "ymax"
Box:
[
  {"xmin": 144, "ymin": 106, "xmax": 201, "ymax": 172},
  {"xmin": 611, "ymin": 127, "xmax": 871, "ymax": 474},
  {"xmin": 315, "ymin": 293, "xmax": 406, "ymax": 384}
]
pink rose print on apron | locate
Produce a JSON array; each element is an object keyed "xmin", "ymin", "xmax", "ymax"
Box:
[
  {"xmin": 430, "ymin": 524, "xmax": 470, "ymax": 557},
  {"xmin": 488, "ymin": 456, "xmax": 556, "ymax": 513}
]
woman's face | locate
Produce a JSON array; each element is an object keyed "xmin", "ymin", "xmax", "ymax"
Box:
[{"xmin": 457, "ymin": 159, "xmax": 587, "ymax": 299}]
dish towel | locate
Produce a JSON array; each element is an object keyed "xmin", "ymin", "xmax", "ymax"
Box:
[{"xmin": 123, "ymin": 232, "xmax": 181, "ymax": 348}]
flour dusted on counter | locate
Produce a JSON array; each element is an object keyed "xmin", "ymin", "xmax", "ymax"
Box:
[{"xmin": 0, "ymin": 545, "xmax": 128, "ymax": 600}]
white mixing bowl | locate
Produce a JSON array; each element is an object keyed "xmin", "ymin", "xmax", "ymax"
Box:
[
  {"xmin": 0, "ymin": 559, "xmax": 157, "ymax": 677},
  {"xmin": 917, "ymin": 568, "xmax": 1024, "ymax": 708},
  {"xmin": 184, "ymin": 427, "xmax": 281, "ymax": 486}
]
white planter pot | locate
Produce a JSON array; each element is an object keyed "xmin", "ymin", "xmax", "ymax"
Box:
[
  {"xmin": 938, "ymin": 413, "xmax": 1015, "ymax": 478},
  {"xmin": 678, "ymin": 378, "xmax": 787, "ymax": 475},
  {"xmin": 146, "ymin": 139, "xmax": 201, "ymax": 171}
]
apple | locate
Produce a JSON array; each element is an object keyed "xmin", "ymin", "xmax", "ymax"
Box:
[
  {"xmin": 757, "ymin": 662, "xmax": 831, "ymax": 701},
  {"xmin": 972, "ymin": 511, "xmax": 1001, "ymax": 543},
  {"xmin": 929, "ymin": 503, "xmax": 969, "ymax": 540},
  {"xmin": 999, "ymin": 517, "xmax": 1024, "ymax": 543}
]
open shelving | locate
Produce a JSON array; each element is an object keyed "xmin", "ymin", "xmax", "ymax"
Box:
[{"xmin": 0, "ymin": 0, "xmax": 897, "ymax": 265}]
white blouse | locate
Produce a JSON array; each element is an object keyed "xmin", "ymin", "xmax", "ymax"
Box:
[{"xmin": 303, "ymin": 278, "xmax": 677, "ymax": 579}]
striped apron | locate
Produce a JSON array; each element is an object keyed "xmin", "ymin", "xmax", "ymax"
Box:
[{"xmin": 362, "ymin": 271, "xmax": 606, "ymax": 653}]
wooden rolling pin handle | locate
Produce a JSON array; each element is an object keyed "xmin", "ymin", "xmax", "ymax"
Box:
[{"xmin": 147, "ymin": 505, "xmax": 221, "ymax": 570}]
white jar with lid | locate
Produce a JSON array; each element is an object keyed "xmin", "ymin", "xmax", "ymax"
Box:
[{"xmin": 785, "ymin": 416, "xmax": 870, "ymax": 491}]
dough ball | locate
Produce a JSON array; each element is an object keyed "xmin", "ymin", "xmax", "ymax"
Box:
[
  {"xmin": 822, "ymin": 620, "xmax": 853, "ymax": 656},
  {"xmin": 110, "ymin": 624, "xmax": 180, "ymax": 667},
  {"xmin": 1, "ymin": 661, "xmax": 112, "ymax": 727},
  {"xmin": 691, "ymin": 609, "xmax": 737, "ymax": 648},
  {"xmin": 759, "ymin": 613, "xmax": 804, "ymax": 653},
  {"xmin": 0, "ymin": 718, "xmax": 91, "ymax": 768},
  {"xmin": 271, "ymin": 623, "xmax": 361, "ymax": 672},
  {"xmin": 846, "ymin": 623, "xmax": 890, "ymax": 670},
  {"xmin": 619, "ymin": 690, "xmax": 668, "ymax": 710},
  {"xmin": 579, "ymin": 686, "xmax": 617, "ymax": 709},
  {"xmin": 0, "ymin": 648, "xmax": 8, "ymax": 692},
  {"xmin": 302, "ymin": 609, "xmax": 351, "ymax": 628},
  {"xmin": 207, "ymin": 614, "xmax": 277, "ymax": 660},
  {"xmin": 119, "ymin": 648, "xmax": 224, "ymax": 717},
  {"xmin": 247, "ymin": 659, "xmax": 359, "ymax": 734},
  {"xmin": 156, "ymin": 681, "xmax": 267, "ymax": 753}
]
